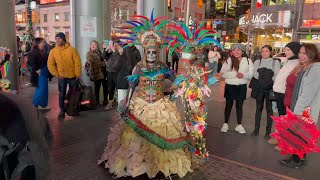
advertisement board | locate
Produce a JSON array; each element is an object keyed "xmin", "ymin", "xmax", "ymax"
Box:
[{"xmin": 40, "ymin": 0, "xmax": 69, "ymax": 4}]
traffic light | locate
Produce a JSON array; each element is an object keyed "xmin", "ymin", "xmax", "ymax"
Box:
[{"xmin": 225, "ymin": 36, "xmax": 230, "ymax": 41}]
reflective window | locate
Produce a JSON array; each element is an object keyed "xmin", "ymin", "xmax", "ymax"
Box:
[{"xmin": 263, "ymin": 0, "xmax": 296, "ymax": 6}]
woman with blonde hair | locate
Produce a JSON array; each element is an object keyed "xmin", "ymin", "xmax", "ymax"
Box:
[{"xmin": 85, "ymin": 40, "xmax": 108, "ymax": 106}]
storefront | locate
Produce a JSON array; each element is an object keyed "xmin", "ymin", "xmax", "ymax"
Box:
[
  {"xmin": 299, "ymin": 34, "xmax": 320, "ymax": 49},
  {"xmin": 250, "ymin": 10, "xmax": 293, "ymax": 53}
]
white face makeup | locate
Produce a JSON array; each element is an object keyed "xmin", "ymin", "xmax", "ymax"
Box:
[{"xmin": 146, "ymin": 48, "xmax": 157, "ymax": 63}]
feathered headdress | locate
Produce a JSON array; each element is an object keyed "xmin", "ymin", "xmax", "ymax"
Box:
[
  {"xmin": 118, "ymin": 9, "xmax": 171, "ymax": 49},
  {"xmin": 166, "ymin": 21, "xmax": 222, "ymax": 59}
]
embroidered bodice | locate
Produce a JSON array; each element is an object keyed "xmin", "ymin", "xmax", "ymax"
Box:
[
  {"xmin": 138, "ymin": 73, "xmax": 165, "ymax": 103},
  {"xmin": 127, "ymin": 64, "xmax": 173, "ymax": 103}
]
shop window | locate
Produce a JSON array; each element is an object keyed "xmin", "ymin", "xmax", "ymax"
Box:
[
  {"xmin": 263, "ymin": 0, "xmax": 296, "ymax": 6},
  {"xmin": 64, "ymin": 12, "xmax": 69, "ymax": 21},
  {"xmin": 54, "ymin": 27, "xmax": 60, "ymax": 35},
  {"xmin": 43, "ymin": 14, "xmax": 47, "ymax": 22},
  {"xmin": 305, "ymin": 0, "xmax": 320, "ymax": 3}
]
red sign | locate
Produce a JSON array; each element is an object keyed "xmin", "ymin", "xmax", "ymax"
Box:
[{"xmin": 40, "ymin": 0, "xmax": 69, "ymax": 4}]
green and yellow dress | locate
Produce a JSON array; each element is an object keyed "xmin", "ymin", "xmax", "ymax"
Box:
[{"xmin": 98, "ymin": 65, "xmax": 192, "ymax": 178}]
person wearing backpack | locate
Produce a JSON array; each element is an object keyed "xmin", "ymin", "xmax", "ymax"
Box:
[{"xmin": 250, "ymin": 45, "xmax": 280, "ymax": 139}]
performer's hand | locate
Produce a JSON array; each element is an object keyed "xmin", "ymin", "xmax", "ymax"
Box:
[
  {"xmin": 237, "ymin": 72, "xmax": 244, "ymax": 79},
  {"xmin": 121, "ymin": 105, "xmax": 130, "ymax": 118}
]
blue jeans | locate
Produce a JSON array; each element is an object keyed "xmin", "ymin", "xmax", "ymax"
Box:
[
  {"xmin": 209, "ymin": 61, "xmax": 218, "ymax": 76},
  {"xmin": 58, "ymin": 78, "xmax": 78, "ymax": 112}
]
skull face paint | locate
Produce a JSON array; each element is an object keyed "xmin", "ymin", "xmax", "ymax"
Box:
[{"xmin": 146, "ymin": 48, "xmax": 157, "ymax": 63}]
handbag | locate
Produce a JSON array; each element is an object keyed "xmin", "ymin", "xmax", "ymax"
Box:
[
  {"xmin": 269, "ymin": 90, "xmax": 277, "ymax": 101},
  {"xmin": 78, "ymin": 81, "xmax": 96, "ymax": 111}
]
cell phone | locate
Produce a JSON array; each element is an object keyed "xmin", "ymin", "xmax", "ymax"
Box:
[{"xmin": 109, "ymin": 41, "xmax": 113, "ymax": 45}]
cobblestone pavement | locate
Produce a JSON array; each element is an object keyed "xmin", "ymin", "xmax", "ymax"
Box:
[{"xmin": 17, "ymin": 78, "xmax": 319, "ymax": 180}]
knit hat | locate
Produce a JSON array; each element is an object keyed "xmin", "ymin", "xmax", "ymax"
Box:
[
  {"xmin": 55, "ymin": 32, "xmax": 66, "ymax": 42},
  {"xmin": 231, "ymin": 43, "xmax": 246, "ymax": 53},
  {"xmin": 285, "ymin": 42, "xmax": 301, "ymax": 56}
]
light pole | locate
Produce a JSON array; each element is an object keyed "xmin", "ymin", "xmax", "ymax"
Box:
[{"xmin": 223, "ymin": 0, "xmax": 228, "ymax": 48}]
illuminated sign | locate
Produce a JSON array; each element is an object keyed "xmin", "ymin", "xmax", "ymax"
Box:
[
  {"xmin": 40, "ymin": 0, "xmax": 69, "ymax": 4},
  {"xmin": 251, "ymin": 14, "xmax": 273, "ymax": 24},
  {"xmin": 312, "ymin": 35, "xmax": 320, "ymax": 40},
  {"xmin": 302, "ymin": 19, "xmax": 320, "ymax": 28}
]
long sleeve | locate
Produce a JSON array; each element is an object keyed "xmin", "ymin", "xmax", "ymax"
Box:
[
  {"xmin": 272, "ymin": 60, "xmax": 281, "ymax": 81},
  {"xmin": 243, "ymin": 58, "xmax": 254, "ymax": 80},
  {"xmin": 221, "ymin": 58, "xmax": 237, "ymax": 79},
  {"xmin": 253, "ymin": 60, "xmax": 260, "ymax": 79},
  {"xmin": 294, "ymin": 66, "xmax": 320, "ymax": 115},
  {"xmin": 73, "ymin": 48, "xmax": 82, "ymax": 77},
  {"xmin": 47, "ymin": 51, "xmax": 58, "ymax": 77}
]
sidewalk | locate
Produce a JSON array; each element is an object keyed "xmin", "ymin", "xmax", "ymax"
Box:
[{"xmin": 18, "ymin": 78, "xmax": 320, "ymax": 180}]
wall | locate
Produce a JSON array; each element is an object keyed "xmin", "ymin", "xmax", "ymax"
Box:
[{"xmin": 39, "ymin": 2, "xmax": 70, "ymax": 42}]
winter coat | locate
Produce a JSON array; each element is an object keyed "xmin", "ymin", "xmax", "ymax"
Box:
[
  {"xmin": 251, "ymin": 58, "xmax": 280, "ymax": 99},
  {"xmin": 85, "ymin": 50, "xmax": 105, "ymax": 81},
  {"xmin": 106, "ymin": 52, "xmax": 121, "ymax": 73},
  {"xmin": 273, "ymin": 59, "xmax": 299, "ymax": 94},
  {"xmin": 117, "ymin": 47, "xmax": 134, "ymax": 89},
  {"xmin": 27, "ymin": 50, "xmax": 48, "ymax": 86},
  {"xmin": 221, "ymin": 57, "xmax": 254, "ymax": 85},
  {"xmin": 48, "ymin": 42, "xmax": 82, "ymax": 78},
  {"xmin": 292, "ymin": 63, "xmax": 320, "ymax": 122}
]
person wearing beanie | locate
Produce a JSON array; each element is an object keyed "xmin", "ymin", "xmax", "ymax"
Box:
[
  {"xmin": 48, "ymin": 32, "xmax": 82, "ymax": 121},
  {"xmin": 217, "ymin": 43, "xmax": 254, "ymax": 134},
  {"xmin": 268, "ymin": 42, "xmax": 301, "ymax": 147}
]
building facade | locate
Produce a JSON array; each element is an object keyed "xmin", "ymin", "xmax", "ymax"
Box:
[
  {"xmin": 39, "ymin": 1, "xmax": 70, "ymax": 42},
  {"xmin": 298, "ymin": 0, "xmax": 320, "ymax": 48},
  {"xmin": 242, "ymin": 0, "xmax": 320, "ymax": 52}
]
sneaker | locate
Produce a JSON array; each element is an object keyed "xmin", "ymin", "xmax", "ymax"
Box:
[
  {"xmin": 235, "ymin": 124, "xmax": 246, "ymax": 134},
  {"xmin": 279, "ymin": 158, "xmax": 302, "ymax": 169},
  {"xmin": 58, "ymin": 111, "xmax": 65, "ymax": 121},
  {"xmin": 268, "ymin": 138, "xmax": 278, "ymax": 145},
  {"xmin": 38, "ymin": 105, "xmax": 51, "ymax": 110},
  {"xmin": 105, "ymin": 102, "xmax": 113, "ymax": 111},
  {"xmin": 274, "ymin": 146, "xmax": 281, "ymax": 151},
  {"xmin": 221, "ymin": 123, "xmax": 229, "ymax": 133}
]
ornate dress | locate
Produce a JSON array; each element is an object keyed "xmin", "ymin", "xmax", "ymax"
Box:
[{"xmin": 98, "ymin": 63, "xmax": 193, "ymax": 178}]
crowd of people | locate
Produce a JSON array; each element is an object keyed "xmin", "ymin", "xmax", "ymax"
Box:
[
  {"xmin": 1, "ymin": 27, "xmax": 320, "ymax": 179},
  {"xmin": 216, "ymin": 42, "xmax": 320, "ymax": 169}
]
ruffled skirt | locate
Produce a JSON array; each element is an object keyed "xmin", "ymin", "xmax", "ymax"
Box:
[{"xmin": 98, "ymin": 97, "xmax": 192, "ymax": 178}]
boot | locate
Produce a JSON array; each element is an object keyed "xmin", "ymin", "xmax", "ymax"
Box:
[
  {"xmin": 264, "ymin": 127, "xmax": 271, "ymax": 139},
  {"xmin": 105, "ymin": 100, "xmax": 114, "ymax": 111},
  {"xmin": 251, "ymin": 127, "xmax": 259, "ymax": 136}
]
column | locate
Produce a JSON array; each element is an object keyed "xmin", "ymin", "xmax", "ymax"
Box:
[
  {"xmin": 0, "ymin": 0, "xmax": 19, "ymax": 91},
  {"xmin": 70, "ymin": 0, "xmax": 110, "ymax": 85},
  {"xmin": 142, "ymin": 0, "xmax": 167, "ymax": 17},
  {"xmin": 139, "ymin": 0, "xmax": 168, "ymax": 61}
]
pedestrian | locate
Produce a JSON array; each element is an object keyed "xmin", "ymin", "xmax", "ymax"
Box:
[
  {"xmin": 29, "ymin": 38, "xmax": 51, "ymax": 110},
  {"xmin": 171, "ymin": 50, "xmax": 180, "ymax": 73},
  {"xmin": 85, "ymin": 40, "xmax": 108, "ymax": 106},
  {"xmin": 47, "ymin": 32, "xmax": 82, "ymax": 121},
  {"xmin": 116, "ymin": 43, "xmax": 134, "ymax": 109},
  {"xmin": 280, "ymin": 43, "xmax": 320, "ymax": 168},
  {"xmin": 217, "ymin": 44, "xmax": 254, "ymax": 134},
  {"xmin": 268, "ymin": 42, "xmax": 301, "ymax": 147},
  {"xmin": 251, "ymin": 47, "xmax": 262, "ymax": 63},
  {"xmin": 104, "ymin": 41, "xmax": 121, "ymax": 110},
  {"xmin": 130, "ymin": 45, "xmax": 141, "ymax": 68},
  {"xmin": 250, "ymin": 45, "xmax": 280, "ymax": 139},
  {"xmin": 208, "ymin": 46, "xmax": 221, "ymax": 77}
]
